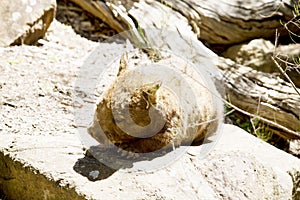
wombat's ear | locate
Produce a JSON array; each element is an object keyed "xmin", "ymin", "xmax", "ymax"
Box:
[{"xmin": 117, "ymin": 52, "xmax": 128, "ymax": 77}]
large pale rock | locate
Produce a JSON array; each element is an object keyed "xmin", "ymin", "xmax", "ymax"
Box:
[
  {"xmin": 0, "ymin": 0, "xmax": 56, "ymax": 46},
  {"xmin": 1, "ymin": 124, "xmax": 299, "ymax": 199},
  {"xmin": 189, "ymin": 124, "xmax": 300, "ymax": 199},
  {"xmin": 222, "ymin": 39, "xmax": 275, "ymax": 73}
]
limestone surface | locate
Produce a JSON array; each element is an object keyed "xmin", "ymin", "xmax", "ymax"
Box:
[{"xmin": 0, "ymin": 0, "xmax": 56, "ymax": 46}]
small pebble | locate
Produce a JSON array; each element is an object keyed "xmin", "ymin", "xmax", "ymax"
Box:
[{"xmin": 89, "ymin": 170, "xmax": 99, "ymax": 180}]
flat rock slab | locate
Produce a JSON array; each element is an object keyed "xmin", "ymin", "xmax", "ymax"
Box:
[
  {"xmin": 1, "ymin": 124, "xmax": 299, "ymax": 199},
  {"xmin": 0, "ymin": 20, "xmax": 299, "ymax": 200},
  {"xmin": 0, "ymin": 0, "xmax": 56, "ymax": 46}
]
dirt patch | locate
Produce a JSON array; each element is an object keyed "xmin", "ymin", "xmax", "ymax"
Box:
[{"xmin": 56, "ymin": 0, "xmax": 118, "ymax": 42}]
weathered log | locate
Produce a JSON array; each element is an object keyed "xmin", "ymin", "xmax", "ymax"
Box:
[
  {"xmin": 69, "ymin": 0, "xmax": 131, "ymax": 39},
  {"xmin": 215, "ymin": 57, "xmax": 300, "ymax": 140},
  {"xmin": 70, "ymin": 0, "xmax": 299, "ymax": 45},
  {"xmin": 70, "ymin": 0, "xmax": 300, "ymax": 140},
  {"xmin": 222, "ymin": 39, "xmax": 300, "ymax": 88},
  {"xmin": 160, "ymin": 0, "xmax": 299, "ymax": 45}
]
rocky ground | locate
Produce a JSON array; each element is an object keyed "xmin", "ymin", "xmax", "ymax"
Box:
[
  {"xmin": 0, "ymin": 19, "xmax": 299, "ymax": 199},
  {"xmin": 0, "ymin": 1, "xmax": 300, "ymax": 199}
]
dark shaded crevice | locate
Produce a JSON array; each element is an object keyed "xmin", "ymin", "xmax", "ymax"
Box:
[
  {"xmin": 73, "ymin": 154, "xmax": 117, "ymax": 181},
  {"xmin": 55, "ymin": 0, "xmax": 118, "ymax": 42}
]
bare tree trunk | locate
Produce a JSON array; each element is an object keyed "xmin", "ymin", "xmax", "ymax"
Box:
[
  {"xmin": 159, "ymin": 0, "xmax": 298, "ymax": 45},
  {"xmin": 71, "ymin": 0, "xmax": 298, "ymax": 45},
  {"xmin": 215, "ymin": 57, "xmax": 300, "ymax": 140},
  {"xmin": 69, "ymin": 0, "xmax": 300, "ymax": 140}
]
